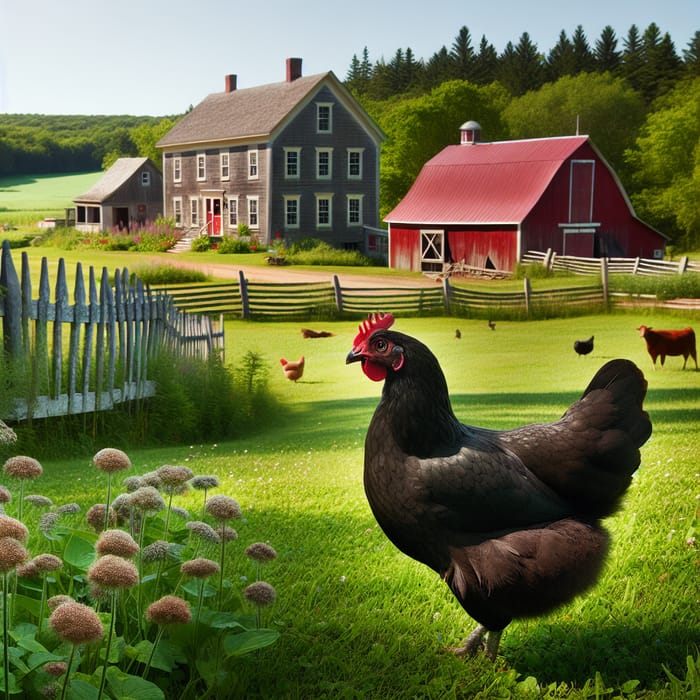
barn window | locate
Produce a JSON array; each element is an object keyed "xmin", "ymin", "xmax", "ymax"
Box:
[
  {"xmin": 569, "ymin": 160, "xmax": 595, "ymax": 223},
  {"xmin": 420, "ymin": 230, "xmax": 445, "ymax": 273},
  {"xmin": 141, "ymin": 171, "xmax": 151, "ymax": 186}
]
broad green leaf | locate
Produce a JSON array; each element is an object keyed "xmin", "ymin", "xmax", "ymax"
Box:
[
  {"xmin": 223, "ymin": 629, "xmax": 280, "ymax": 656},
  {"xmin": 63, "ymin": 535, "xmax": 96, "ymax": 570},
  {"xmin": 106, "ymin": 665, "xmax": 165, "ymax": 700}
]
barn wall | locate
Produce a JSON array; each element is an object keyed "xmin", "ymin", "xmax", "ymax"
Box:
[
  {"xmin": 447, "ymin": 228, "xmax": 517, "ymax": 271},
  {"xmin": 524, "ymin": 142, "xmax": 665, "ymax": 258},
  {"xmin": 389, "ymin": 226, "xmax": 422, "ymax": 271}
]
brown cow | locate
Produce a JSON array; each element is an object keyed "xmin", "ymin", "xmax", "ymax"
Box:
[{"xmin": 637, "ymin": 325, "xmax": 697, "ymax": 369}]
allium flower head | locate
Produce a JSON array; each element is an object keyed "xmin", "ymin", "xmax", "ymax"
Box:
[
  {"xmin": 205, "ymin": 494, "xmax": 241, "ymax": 521},
  {"xmin": 0, "ymin": 421, "xmax": 17, "ymax": 445},
  {"xmin": 17, "ymin": 561, "xmax": 39, "ymax": 578},
  {"xmin": 49, "ymin": 602, "xmax": 104, "ymax": 645},
  {"xmin": 244, "ymin": 581, "xmax": 276, "ymax": 606},
  {"xmin": 141, "ymin": 540, "xmax": 172, "ymax": 564},
  {"xmin": 180, "ymin": 557, "xmax": 220, "ymax": 578},
  {"xmin": 186, "ymin": 520, "xmax": 220, "ymax": 544},
  {"xmin": 47, "ymin": 595, "xmax": 74, "ymax": 610},
  {"xmin": 0, "ymin": 536, "xmax": 28, "ymax": 573},
  {"xmin": 43, "ymin": 661, "xmax": 68, "ymax": 677},
  {"xmin": 0, "ymin": 486, "xmax": 11, "ymax": 504},
  {"xmin": 245, "ymin": 542, "xmax": 277, "ymax": 563},
  {"xmin": 0, "ymin": 515, "xmax": 29, "ymax": 541},
  {"xmin": 156, "ymin": 465, "xmax": 194, "ymax": 487},
  {"xmin": 93, "ymin": 448, "xmax": 131, "ymax": 474},
  {"xmin": 39, "ymin": 512, "xmax": 60, "ymax": 536},
  {"xmin": 128, "ymin": 486, "xmax": 166, "ymax": 514},
  {"xmin": 139, "ymin": 471, "xmax": 162, "ymax": 488},
  {"xmin": 87, "ymin": 554, "xmax": 139, "ymax": 589},
  {"xmin": 24, "ymin": 494, "xmax": 53, "ymax": 507},
  {"xmin": 96, "ymin": 529, "xmax": 139, "ymax": 558},
  {"xmin": 122, "ymin": 476, "xmax": 142, "ymax": 492},
  {"xmin": 215, "ymin": 525, "xmax": 238, "ymax": 543},
  {"xmin": 85, "ymin": 504, "xmax": 116, "ymax": 533},
  {"xmin": 3, "ymin": 455, "xmax": 43, "ymax": 480},
  {"xmin": 145, "ymin": 595, "xmax": 192, "ymax": 625},
  {"xmin": 56, "ymin": 503, "xmax": 80, "ymax": 515},
  {"xmin": 32, "ymin": 553, "xmax": 63, "ymax": 573},
  {"xmin": 191, "ymin": 475, "xmax": 219, "ymax": 491},
  {"xmin": 171, "ymin": 506, "xmax": 191, "ymax": 520}
]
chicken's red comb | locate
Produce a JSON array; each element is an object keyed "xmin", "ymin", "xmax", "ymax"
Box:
[{"xmin": 353, "ymin": 312, "xmax": 395, "ymax": 345}]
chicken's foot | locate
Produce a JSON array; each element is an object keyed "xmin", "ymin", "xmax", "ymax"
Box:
[{"xmin": 449, "ymin": 625, "xmax": 502, "ymax": 661}]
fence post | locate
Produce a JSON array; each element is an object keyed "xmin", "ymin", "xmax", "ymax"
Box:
[
  {"xmin": 333, "ymin": 275, "xmax": 343, "ymax": 313},
  {"xmin": 442, "ymin": 277, "xmax": 451, "ymax": 314},
  {"xmin": 523, "ymin": 276, "xmax": 532, "ymax": 316},
  {"xmin": 0, "ymin": 240, "xmax": 22, "ymax": 356},
  {"xmin": 600, "ymin": 257, "xmax": 609, "ymax": 306},
  {"xmin": 543, "ymin": 247, "xmax": 553, "ymax": 270},
  {"xmin": 678, "ymin": 256, "xmax": 688, "ymax": 274},
  {"xmin": 238, "ymin": 270, "xmax": 249, "ymax": 319}
]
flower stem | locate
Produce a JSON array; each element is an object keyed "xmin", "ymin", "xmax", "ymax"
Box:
[
  {"xmin": 97, "ymin": 590, "xmax": 117, "ymax": 700},
  {"xmin": 60, "ymin": 644, "xmax": 77, "ymax": 700},
  {"xmin": 3, "ymin": 573, "xmax": 9, "ymax": 700},
  {"xmin": 144, "ymin": 626, "xmax": 164, "ymax": 678}
]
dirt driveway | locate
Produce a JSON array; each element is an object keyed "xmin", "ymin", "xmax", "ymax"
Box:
[{"xmin": 160, "ymin": 258, "xmax": 439, "ymax": 289}]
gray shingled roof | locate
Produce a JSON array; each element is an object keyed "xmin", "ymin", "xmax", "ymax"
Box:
[
  {"xmin": 74, "ymin": 158, "xmax": 150, "ymax": 203},
  {"xmin": 156, "ymin": 72, "xmax": 335, "ymax": 148}
]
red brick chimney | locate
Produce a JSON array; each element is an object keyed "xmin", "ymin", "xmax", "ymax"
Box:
[
  {"xmin": 286, "ymin": 58, "xmax": 302, "ymax": 82},
  {"xmin": 225, "ymin": 74, "xmax": 237, "ymax": 92}
]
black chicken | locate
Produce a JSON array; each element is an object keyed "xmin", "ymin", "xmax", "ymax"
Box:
[
  {"xmin": 346, "ymin": 313, "xmax": 651, "ymax": 660},
  {"xmin": 574, "ymin": 335, "xmax": 594, "ymax": 357}
]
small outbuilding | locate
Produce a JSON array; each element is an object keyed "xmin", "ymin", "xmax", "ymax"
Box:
[
  {"xmin": 74, "ymin": 157, "xmax": 163, "ymax": 233},
  {"xmin": 384, "ymin": 122, "xmax": 667, "ymax": 274}
]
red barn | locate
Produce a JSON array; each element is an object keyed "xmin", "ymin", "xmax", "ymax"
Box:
[{"xmin": 384, "ymin": 122, "xmax": 667, "ymax": 274}]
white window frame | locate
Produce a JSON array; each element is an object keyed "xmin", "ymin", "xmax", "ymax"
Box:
[
  {"xmin": 196, "ymin": 153, "xmax": 206, "ymax": 181},
  {"xmin": 316, "ymin": 148, "xmax": 333, "ymax": 180},
  {"xmin": 284, "ymin": 195, "xmax": 301, "ymax": 229},
  {"xmin": 173, "ymin": 156, "xmax": 182, "ymax": 183},
  {"xmin": 173, "ymin": 197, "xmax": 183, "ymax": 227},
  {"xmin": 248, "ymin": 148, "xmax": 258, "ymax": 179},
  {"xmin": 189, "ymin": 197, "xmax": 199, "ymax": 227},
  {"xmin": 247, "ymin": 195, "xmax": 259, "ymax": 228},
  {"xmin": 315, "ymin": 193, "xmax": 333, "ymax": 228},
  {"xmin": 220, "ymin": 152, "xmax": 230, "ymax": 181},
  {"xmin": 141, "ymin": 171, "xmax": 151, "ymax": 186},
  {"xmin": 347, "ymin": 148, "xmax": 364, "ymax": 179},
  {"xmin": 316, "ymin": 102, "xmax": 333, "ymax": 133},
  {"xmin": 284, "ymin": 147, "xmax": 301, "ymax": 179},
  {"xmin": 228, "ymin": 195, "xmax": 238, "ymax": 228},
  {"xmin": 347, "ymin": 194, "xmax": 363, "ymax": 226}
]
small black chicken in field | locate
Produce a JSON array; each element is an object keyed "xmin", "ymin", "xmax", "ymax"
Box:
[
  {"xmin": 346, "ymin": 313, "xmax": 651, "ymax": 660},
  {"xmin": 574, "ymin": 335, "xmax": 594, "ymax": 357}
]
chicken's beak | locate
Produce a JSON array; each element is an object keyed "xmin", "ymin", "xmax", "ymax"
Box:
[{"xmin": 346, "ymin": 348, "xmax": 363, "ymax": 365}]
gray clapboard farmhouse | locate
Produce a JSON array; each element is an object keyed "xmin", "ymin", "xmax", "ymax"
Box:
[
  {"xmin": 156, "ymin": 58, "xmax": 386, "ymax": 251},
  {"xmin": 73, "ymin": 157, "xmax": 163, "ymax": 233}
]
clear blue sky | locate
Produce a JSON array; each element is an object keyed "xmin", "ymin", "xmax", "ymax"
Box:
[{"xmin": 1, "ymin": 0, "xmax": 697, "ymax": 116}]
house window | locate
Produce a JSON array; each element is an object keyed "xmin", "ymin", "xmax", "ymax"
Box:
[
  {"xmin": 173, "ymin": 157, "xmax": 182, "ymax": 183},
  {"xmin": 228, "ymin": 196, "xmax": 238, "ymax": 228},
  {"xmin": 285, "ymin": 148, "xmax": 301, "ymax": 178},
  {"xmin": 220, "ymin": 152, "xmax": 230, "ymax": 181},
  {"xmin": 196, "ymin": 153, "xmax": 206, "ymax": 181},
  {"xmin": 247, "ymin": 196, "xmax": 259, "ymax": 228},
  {"xmin": 347, "ymin": 148, "xmax": 363, "ymax": 179},
  {"xmin": 173, "ymin": 197, "xmax": 183, "ymax": 227},
  {"xmin": 317, "ymin": 103, "xmax": 333, "ymax": 133},
  {"xmin": 315, "ymin": 194, "xmax": 333, "ymax": 228},
  {"xmin": 347, "ymin": 195, "xmax": 363, "ymax": 226},
  {"xmin": 248, "ymin": 149, "xmax": 258, "ymax": 179},
  {"xmin": 141, "ymin": 171, "xmax": 151, "ymax": 186},
  {"xmin": 284, "ymin": 195, "xmax": 300, "ymax": 229},
  {"xmin": 190, "ymin": 197, "xmax": 199, "ymax": 227},
  {"xmin": 316, "ymin": 148, "xmax": 333, "ymax": 179}
]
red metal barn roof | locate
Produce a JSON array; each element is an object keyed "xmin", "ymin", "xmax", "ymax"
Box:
[{"xmin": 384, "ymin": 135, "xmax": 591, "ymax": 225}]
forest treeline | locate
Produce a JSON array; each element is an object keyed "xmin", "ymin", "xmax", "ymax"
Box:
[{"xmin": 1, "ymin": 22, "xmax": 699, "ymax": 248}]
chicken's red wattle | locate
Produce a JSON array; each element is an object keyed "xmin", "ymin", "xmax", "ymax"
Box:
[{"xmin": 362, "ymin": 360, "xmax": 387, "ymax": 382}]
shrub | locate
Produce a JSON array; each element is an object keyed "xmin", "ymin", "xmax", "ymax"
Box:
[
  {"xmin": 129, "ymin": 265, "xmax": 209, "ymax": 285},
  {"xmin": 286, "ymin": 239, "xmax": 373, "ymax": 266},
  {"xmin": 216, "ymin": 235, "xmax": 253, "ymax": 254},
  {"xmin": 190, "ymin": 236, "xmax": 211, "ymax": 252}
]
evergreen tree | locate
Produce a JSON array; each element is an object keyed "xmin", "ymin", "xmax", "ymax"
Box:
[
  {"xmin": 638, "ymin": 23, "xmax": 682, "ymax": 101},
  {"xmin": 571, "ymin": 25, "xmax": 596, "ymax": 73},
  {"xmin": 546, "ymin": 30, "xmax": 576, "ymax": 81},
  {"xmin": 621, "ymin": 24, "xmax": 645, "ymax": 93},
  {"xmin": 499, "ymin": 33, "xmax": 544, "ymax": 95},
  {"xmin": 450, "ymin": 26, "xmax": 476, "ymax": 80},
  {"xmin": 423, "ymin": 47, "xmax": 452, "ymax": 90},
  {"xmin": 594, "ymin": 26, "xmax": 622, "ymax": 73},
  {"xmin": 683, "ymin": 30, "xmax": 700, "ymax": 76},
  {"xmin": 473, "ymin": 35, "xmax": 499, "ymax": 84}
]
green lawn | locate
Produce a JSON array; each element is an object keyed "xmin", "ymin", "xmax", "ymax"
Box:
[{"xmin": 17, "ymin": 313, "xmax": 700, "ymax": 699}]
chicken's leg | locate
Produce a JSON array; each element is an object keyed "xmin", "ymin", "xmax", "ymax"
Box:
[{"xmin": 449, "ymin": 625, "xmax": 502, "ymax": 661}]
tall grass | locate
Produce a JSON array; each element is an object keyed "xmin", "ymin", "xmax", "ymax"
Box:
[{"xmin": 13, "ymin": 313, "xmax": 699, "ymax": 698}]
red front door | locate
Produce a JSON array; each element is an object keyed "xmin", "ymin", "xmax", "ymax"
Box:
[{"xmin": 205, "ymin": 198, "xmax": 222, "ymax": 236}]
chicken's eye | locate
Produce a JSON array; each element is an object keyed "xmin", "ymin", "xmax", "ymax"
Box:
[{"xmin": 374, "ymin": 338, "xmax": 388, "ymax": 353}]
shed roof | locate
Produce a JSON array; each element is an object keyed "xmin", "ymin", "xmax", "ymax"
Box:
[
  {"xmin": 157, "ymin": 71, "xmax": 384, "ymax": 149},
  {"xmin": 384, "ymin": 135, "xmax": 590, "ymax": 225},
  {"xmin": 74, "ymin": 158, "xmax": 152, "ymax": 204}
]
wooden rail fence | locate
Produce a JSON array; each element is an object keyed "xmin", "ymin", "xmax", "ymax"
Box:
[{"xmin": 0, "ymin": 241, "xmax": 224, "ymax": 421}]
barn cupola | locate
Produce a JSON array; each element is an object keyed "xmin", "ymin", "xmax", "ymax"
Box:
[
  {"xmin": 225, "ymin": 74, "xmax": 237, "ymax": 92},
  {"xmin": 460, "ymin": 120, "xmax": 482, "ymax": 145}
]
